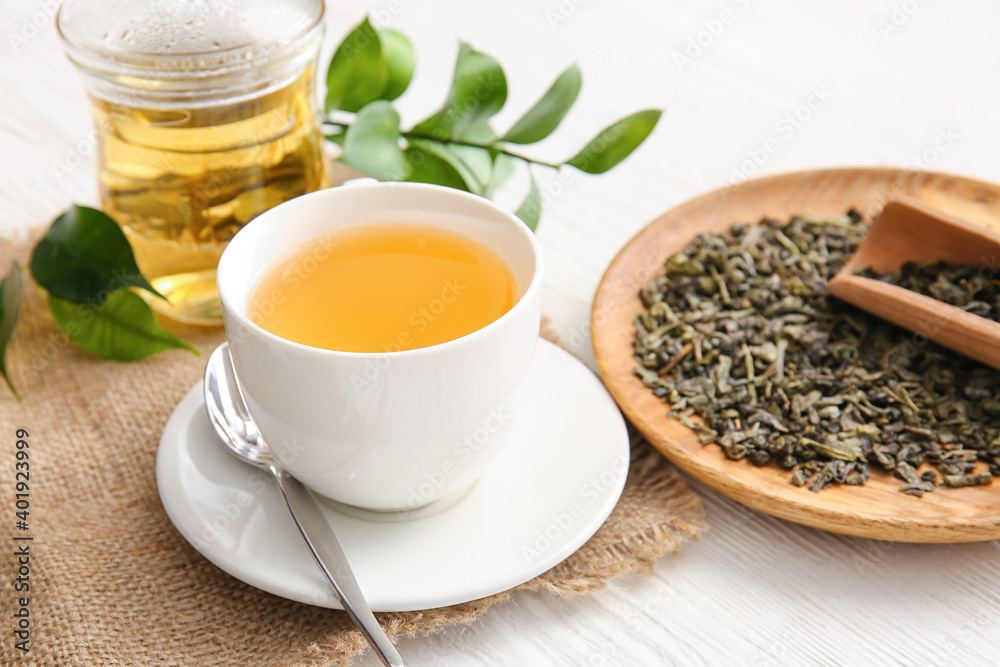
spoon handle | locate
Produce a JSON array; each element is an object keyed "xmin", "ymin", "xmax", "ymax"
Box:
[{"xmin": 270, "ymin": 465, "xmax": 407, "ymax": 667}]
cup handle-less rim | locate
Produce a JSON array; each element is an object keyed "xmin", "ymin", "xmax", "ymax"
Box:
[{"xmin": 217, "ymin": 181, "xmax": 544, "ymax": 361}]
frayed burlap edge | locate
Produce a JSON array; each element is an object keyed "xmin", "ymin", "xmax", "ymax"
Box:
[
  {"xmin": 0, "ymin": 240, "xmax": 706, "ymax": 667},
  {"xmin": 318, "ymin": 435, "xmax": 706, "ymax": 666}
]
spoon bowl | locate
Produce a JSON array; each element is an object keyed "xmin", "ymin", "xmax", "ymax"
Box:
[
  {"xmin": 203, "ymin": 343, "xmax": 407, "ymax": 667},
  {"xmin": 204, "ymin": 343, "xmax": 270, "ymax": 467}
]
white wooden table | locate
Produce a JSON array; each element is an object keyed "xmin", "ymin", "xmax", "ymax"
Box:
[{"xmin": 4, "ymin": 1, "xmax": 1000, "ymax": 664}]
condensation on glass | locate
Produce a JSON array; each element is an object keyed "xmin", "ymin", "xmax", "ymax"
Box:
[{"xmin": 57, "ymin": 0, "xmax": 329, "ymax": 324}]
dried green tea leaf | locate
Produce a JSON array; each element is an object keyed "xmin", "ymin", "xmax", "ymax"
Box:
[
  {"xmin": 861, "ymin": 261, "xmax": 1000, "ymax": 323},
  {"xmin": 943, "ymin": 473, "xmax": 993, "ymax": 488},
  {"xmin": 633, "ymin": 210, "xmax": 1000, "ymax": 495},
  {"xmin": 802, "ymin": 437, "xmax": 863, "ymax": 461}
]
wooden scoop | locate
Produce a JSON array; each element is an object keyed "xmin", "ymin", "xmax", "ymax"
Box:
[{"xmin": 827, "ymin": 196, "xmax": 1000, "ymax": 370}]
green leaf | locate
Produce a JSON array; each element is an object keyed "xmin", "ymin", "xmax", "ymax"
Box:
[
  {"xmin": 49, "ymin": 290, "xmax": 198, "ymax": 362},
  {"xmin": 378, "ymin": 28, "xmax": 415, "ymax": 101},
  {"xmin": 31, "ymin": 205, "xmax": 162, "ymax": 304},
  {"xmin": 325, "ymin": 18, "xmax": 387, "ymax": 113},
  {"xmin": 566, "ymin": 109, "xmax": 662, "ymax": 174},
  {"xmin": 502, "ymin": 64, "xmax": 582, "ymax": 144},
  {"xmin": 403, "ymin": 146, "xmax": 471, "ymax": 191},
  {"xmin": 448, "ymin": 145, "xmax": 493, "ymax": 194},
  {"xmin": 412, "ymin": 42, "xmax": 508, "ymax": 140},
  {"xmin": 485, "ymin": 152, "xmax": 517, "ymax": 198},
  {"xmin": 515, "ymin": 169, "xmax": 542, "ymax": 232},
  {"xmin": 408, "ymin": 139, "xmax": 490, "ymax": 194},
  {"xmin": 324, "ymin": 130, "xmax": 346, "ymax": 147},
  {"xmin": 340, "ymin": 101, "xmax": 412, "ymax": 181},
  {"xmin": 457, "ymin": 120, "xmax": 498, "ymax": 144},
  {"xmin": 0, "ymin": 262, "xmax": 23, "ymax": 399}
]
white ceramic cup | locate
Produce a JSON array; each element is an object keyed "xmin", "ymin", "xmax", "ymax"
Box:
[{"xmin": 217, "ymin": 181, "xmax": 542, "ymax": 512}]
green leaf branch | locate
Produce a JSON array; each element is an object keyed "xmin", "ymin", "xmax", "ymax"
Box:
[
  {"xmin": 0, "ymin": 205, "xmax": 198, "ymax": 398},
  {"xmin": 0, "ymin": 18, "xmax": 664, "ymax": 397},
  {"xmin": 324, "ymin": 18, "xmax": 663, "ymax": 230}
]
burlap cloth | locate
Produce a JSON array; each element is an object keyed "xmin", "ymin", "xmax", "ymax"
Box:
[{"xmin": 0, "ymin": 239, "xmax": 706, "ymax": 666}]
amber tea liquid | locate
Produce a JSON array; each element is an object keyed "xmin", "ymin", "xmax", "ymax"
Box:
[
  {"xmin": 93, "ymin": 67, "xmax": 327, "ymax": 324},
  {"xmin": 250, "ymin": 224, "xmax": 517, "ymax": 352}
]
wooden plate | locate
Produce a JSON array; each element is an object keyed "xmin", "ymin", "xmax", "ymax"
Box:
[{"xmin": 592, "ymin": 167, "xmax": 1000, "ymax": 542}]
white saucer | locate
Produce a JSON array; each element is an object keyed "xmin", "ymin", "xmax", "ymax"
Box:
[{"xmin": 156, "ymin": 339, "xmax": 629, "ymax": 612}]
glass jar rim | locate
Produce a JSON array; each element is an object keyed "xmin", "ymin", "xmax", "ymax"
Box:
[{"xmin": 56, "ymin": 0, "xmax": 325, "ymax": 76}]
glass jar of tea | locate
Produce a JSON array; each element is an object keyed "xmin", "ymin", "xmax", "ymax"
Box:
[{"xmin": 57, "ymin": 0, "xmax": 329, "ymax": 324}]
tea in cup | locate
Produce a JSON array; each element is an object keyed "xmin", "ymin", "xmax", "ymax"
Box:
[{"xmin": 216, "ymin": 182, "xmax": 542, "ymax": 511}]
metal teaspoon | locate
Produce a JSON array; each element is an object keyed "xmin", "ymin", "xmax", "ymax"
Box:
[{"xmin": 203, "ymin": 343, "xmax": 406, "ymax": 667}]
